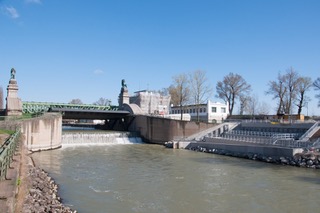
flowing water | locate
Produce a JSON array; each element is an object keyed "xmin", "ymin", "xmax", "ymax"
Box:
[{"xmin": 32, "ymin": 138, "xmax": 320, "ymax": 213}]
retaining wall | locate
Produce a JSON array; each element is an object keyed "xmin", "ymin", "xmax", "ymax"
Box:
[
  {"xmin": 128, "ymin": 115, "xmax": 216, "ymax": 144},
  {"xmin": 178, "ymin": 141, "xmax": 303, "ymax": 157},
  {"xmin": 20, "ymin": 113, "xmax": 62, "ymax": 151}
]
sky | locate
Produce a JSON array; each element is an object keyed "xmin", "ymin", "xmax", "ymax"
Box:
[{"xmin": 1, "ymin": 0, "xmax": 320, "ymax": 116}]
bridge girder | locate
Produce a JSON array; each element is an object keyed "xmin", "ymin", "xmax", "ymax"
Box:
[
  {"xmin": 22, "ymin": 101, "xmax": 119, "ymax": 114},
  {"xmin": 49, "ymin": 107, "xmax": 130, "ymax": 120}
]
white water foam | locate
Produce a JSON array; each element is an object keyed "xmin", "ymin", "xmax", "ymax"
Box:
[
  {"xmin": 62, "ymin": 132, "xmax": 143, "ymax": 147},
  {"xmin": 89, "ymin": 185, "xmax": 111, "ymax": 193}
]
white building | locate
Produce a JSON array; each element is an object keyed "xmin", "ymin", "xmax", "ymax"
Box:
[{"xmin": 169, "ymin": 101, "xmax": 229, "ymax": 123}]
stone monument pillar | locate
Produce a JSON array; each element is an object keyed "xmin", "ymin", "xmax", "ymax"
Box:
[
  {"xmin": 118, "ymin": 79, "xmax": 129, "ymax": 108},
  {"xmin": 6, "ymin": 68, "xmax": 22, "ymax": 116}
]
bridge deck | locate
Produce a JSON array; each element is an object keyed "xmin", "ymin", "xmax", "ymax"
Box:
[{"xmin": 49, "ymin": 107, "xmax": 131, "ymax": 120}]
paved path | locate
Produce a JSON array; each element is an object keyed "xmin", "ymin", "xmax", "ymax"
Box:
[{"xmin": 0, "ymin": 144, "xmax": 21, "ymax": 213}]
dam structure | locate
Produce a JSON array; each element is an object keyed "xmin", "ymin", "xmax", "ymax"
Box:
[{"xmin": 177, "ymin": 120, "xmax": 320, "ymax": 159}]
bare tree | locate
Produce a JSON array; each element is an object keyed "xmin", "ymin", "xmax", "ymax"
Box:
[
  {"xmin": 69, "ymin": 99, "xmax": 83, "ymax": 104},
  {"xmin": 266, "ymin": 72, "xmax": 289, "ymax": 115},
  {"xmin": 246, "ymin": 95, "xmax": 259, "ymax": 116},
  {"xmin": 168, "ymin": 85, "xmax": 179, "ymax": 106},
  {"xmin": 93, "ymin": 97, "xmax": 111, "ymax": 106},
  {"xmin": 189, "ymin": 70, "xmax": 212, "ymax": 122},
  {"xmin": 258, "ymin": 101, "xmax": 270, "ymax": 115},
  {"xmin": 283, "ymin": 68, "xmax": 299, "ymax": 114},
  {"xmin": 295, "ymin": 76, "xmax": 312, "ymax": 115},
  {"xmin": 314, "ymin": 77, "xmax": 320, "ymax": 107},
  {"xmin": 158, "ymin": 88, "xmax": 169, "ymax": 96},
  {"xmin": 216, "ymin": 73, "xmax": 251, "ymax": 116},
  {"xmin": 239, "ymin": 95, "xmax": 250, "ymax": 115},
  {"xmin": 168, "ymin": 73, "xmax": 190, "ymax": 120}
]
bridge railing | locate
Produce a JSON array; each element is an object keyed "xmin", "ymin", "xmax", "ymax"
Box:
[
  {"xmin": 0, "ymin": 129, "xmax": 20, "ymax": 181},
  {"xmin": 23, "ymin": 101, "xmax": 119, "ymax": 114}
]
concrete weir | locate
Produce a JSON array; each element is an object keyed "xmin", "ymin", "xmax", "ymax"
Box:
[{"xmin": 62, "ymin": 132, "xmax": 142, "ymax": 146}]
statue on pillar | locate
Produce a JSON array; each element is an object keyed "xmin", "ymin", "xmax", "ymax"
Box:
[
  {"xmin": 121, "ymin": 79, "xmax": 127, "ymax": 91},
  {"xmin": 119, "ymin": 79, "xmax": 129, "ymax": 107},
  {"xmin": 10, "ymin": 68, "xmax": 16, "ymax": 80},
  {"xmin": 6, "ymin": 67, "xmax": 22, "ymax": 116}
]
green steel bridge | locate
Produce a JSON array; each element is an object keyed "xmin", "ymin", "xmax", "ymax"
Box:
[{"xmin": 22, "ymin": 101, "xmax": 119, "ymax": 114}]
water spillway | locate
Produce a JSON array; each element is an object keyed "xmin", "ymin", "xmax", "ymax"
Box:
[{"xmin": 62, "ymin": 131, "xmax": 143, "ymax": 146}]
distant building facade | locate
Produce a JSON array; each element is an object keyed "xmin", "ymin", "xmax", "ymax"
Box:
[
  {"xmin": 129, "ymin": 90, "xmax": 171, "ymax": 115},
  {"xmin": 170, "ymin": 101, "xmax": 229, "ymax": 123}
]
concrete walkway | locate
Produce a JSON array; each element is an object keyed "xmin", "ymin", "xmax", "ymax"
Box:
[{"xmin": 0, "ymin": 143, "xmax": 22, "ymax": 213}]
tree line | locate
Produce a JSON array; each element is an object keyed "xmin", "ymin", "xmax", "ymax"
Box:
[
  {"xmin": 168, "ymin": 68, "xmax": 320, "ymax": 118},
  {"xmin": 69, "ymin": 97, "xmax": 111, "ymax": 106}
]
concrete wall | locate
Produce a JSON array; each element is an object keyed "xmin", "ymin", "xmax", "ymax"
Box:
[
  {"xmin": 128, "ymin": 115, "xmax": 216, "ymax": 144},
  {"xmin": 21, "ymin": 113, "xmax": 62, "ymax": 151},
  {"xmin": 178, "ymin": 141, "xmax": 303, "ymax": 157}
]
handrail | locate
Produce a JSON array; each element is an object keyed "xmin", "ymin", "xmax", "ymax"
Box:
[
  {"xmin": 0, "ymin": 129, "xmax": 20, "ymax": 181},
  {"xmin": 299, "ymin": 121, "xmax": 320, "ymax": 141}
]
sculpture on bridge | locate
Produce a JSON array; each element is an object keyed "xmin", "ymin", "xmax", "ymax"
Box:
[
  {"xmin": 119, "ymin": 79, "xmax": 129, "ymax": 107},
  {"xmin": 10, "ymin": 68, "xmax": 16, "ymax": 80},
  {"xmin": 121, "ymin": 79, "xmax": 127, "ymax": 89},
  {"xmin": 6, "ymin": 67, "xmax": 22, "ymax": 116}
]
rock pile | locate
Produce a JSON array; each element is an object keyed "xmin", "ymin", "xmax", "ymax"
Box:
[
  {"xmin": 22, "ymin": 167, "xmax": 76, "ymax": 213},
  {"xmin": 188, "ymin": 146, "xmax": 320, "ymax": 169}
]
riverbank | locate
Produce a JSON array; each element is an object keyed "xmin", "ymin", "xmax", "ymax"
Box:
[
  {"xmin": 185, "ymin": 143, "xmax": 320, "ymax": 169},
  {"xmin": 5, "ymin": 144, "xmax": 77, "ymax": 212},
  {"xmin": 21, "ymin": 165, "xmax": 76, "ymax": 213}
]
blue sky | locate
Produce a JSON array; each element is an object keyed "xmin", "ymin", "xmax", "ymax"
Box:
[{"xmin": 1, "ymin": 0, "xmax": 320, "ymax": 115}]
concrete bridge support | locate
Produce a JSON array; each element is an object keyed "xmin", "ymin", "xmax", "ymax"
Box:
[{"xmin": 21, "ymin": 113, "xmax": 62, "ymax": 151}]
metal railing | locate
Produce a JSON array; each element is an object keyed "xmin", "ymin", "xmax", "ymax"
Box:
[
  {"xmin": 204, "ymin": 136, "xmax": 313, "ymax": 148},
  {"xmin": 217, "ymin": 134, "xmax": 275, "ymax": 144},
  {"xmin": 204, "ymin": 136, "xmax": 275, "ymax": 145},
  {"xmin": 0, "ymin": 129, "xmax": 20, "ymax": 181},
  {"xmin": 299, "ymin": 121, "xmax": 320, "ymax": 141},
  {"xmin": 272, "ymin": 139, "xmax": 314, "ymax": 148},
  {"xmin": 224, "ymin": 130, "xmax": 301, "ymax": 139}
]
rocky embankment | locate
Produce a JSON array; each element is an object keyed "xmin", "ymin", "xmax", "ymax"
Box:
[
  {"xmin": 188, "ymin": 145, "xmax": 320, "ymax": 169},
  {"xmin": 22, "ymin": 165, "xmax": 77, "ymax": 213}
]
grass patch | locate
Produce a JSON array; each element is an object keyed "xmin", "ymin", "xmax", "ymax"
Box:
[
  {"xmin": 16, "ymin": 178, "xmax": 21, "ymax": 186},
  {"xmin": 0, "ymin": 129, "xmax": 15, "ymax": 135}
]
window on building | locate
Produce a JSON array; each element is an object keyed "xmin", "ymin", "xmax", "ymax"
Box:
[
  {"xmin": 200, "ymin": 108, "xmax": 202, "ymax": 113},
  {"xmin": 221, "ymin": 107, "xmax": 226, "ymax": 113},
  {"xmin": 193, "ymin": 109, "xmax": 195, "ymax": 113},
  {"xmin": 212, "ymin": 107, "xmax": 217, "ymax": 113},
  {"xmin": 203, "ymin": 108, "xmax": 206, "ymax": 113}
]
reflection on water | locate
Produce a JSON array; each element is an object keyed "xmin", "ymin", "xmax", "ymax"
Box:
[{"xmin": 32, "ymin": 144, "xmax": 320, "ymax": 213}]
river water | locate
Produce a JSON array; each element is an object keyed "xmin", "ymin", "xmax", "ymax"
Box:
[{"xmin": 32, "ymin": 143, "xmax": 320, "ymax": 213}]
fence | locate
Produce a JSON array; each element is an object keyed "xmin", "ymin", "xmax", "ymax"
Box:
[
  {"xmin": 224, "ymin": 130, "xmax": 301, "ymax": 139},
  {"xmin": 299, "ymin": 121, "xmax": 320, "ymax": 141},
  {"xmin": 204, "ymin": 136, "xmax": 314, "ymax": 149},
  {"xmin": 0, "ymin": 129, "xmax": 20, "ymax": 181}
]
